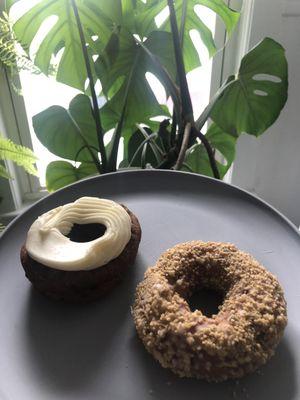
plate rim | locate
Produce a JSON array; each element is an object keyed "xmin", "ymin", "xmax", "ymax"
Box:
[{"xmin": 1, "ymin": 169, "xmax": 299, "ymax": 241}]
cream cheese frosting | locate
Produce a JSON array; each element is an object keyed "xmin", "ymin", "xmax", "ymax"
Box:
[{"xmin": 25, "ymin": 197, "xmax": 132, "ymax": 271}]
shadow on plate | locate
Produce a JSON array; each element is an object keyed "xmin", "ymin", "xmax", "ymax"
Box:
[
  {"xmin": 22, "ymin": 254, "xmax": 144, "ymax": 394},
  {"xmin": 129, "ymin": 333, "xmax": 297, "ymax": 400}
]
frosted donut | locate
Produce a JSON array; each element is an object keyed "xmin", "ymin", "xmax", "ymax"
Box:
[
  {"xmin": 20, "ymin": 197, "xmax": 141, "ymax": 302},
  {"xmin": 132, "ymin": 241, "xmax": 287, "ymax": 381}
]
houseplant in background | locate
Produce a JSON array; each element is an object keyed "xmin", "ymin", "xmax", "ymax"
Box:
[
  {"xmin": 0, "ymin": 14, "xmax": 38, "ymax": 188},
  {"xmin": 0, "ymin": 135, "xmax": 37, "ymax": 180},
  {"xmin": 0, "ymin": 135, "xmax": 37, "ymax": 229},
  {"xmin": 0, "ymin": 0, "xmax": 288, "ymax": 191},
  {"xmin": 0, "ymin": 11, "xmax": 39, "ymax": 227}
]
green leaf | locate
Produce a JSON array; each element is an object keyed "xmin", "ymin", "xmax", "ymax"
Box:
[
  {"xmin": 160, "ymin": 0, "xmax": 240, "ymax": 71},
  {"xmin": 107, "ymin": 1, "xmax": 239, "ymax": 121},
  {"xmin": 0, "ymin": 12, "xmax": 40, "ymax": 74},
  {"xmin": 0, "ymin": 136, "xmax": 38, "ymax": 175},
  {"xmin": 183, "ymin": 122, "xmax": 236, "ymax": 178},
  {"xmin": 136, "ymin": 36, "xmax": 181, "ymax": 122},
  {"xmin": 46, "ymin": 160, "xmax": 97, "ymax": 192},
  {"xmin": 33, "ymin": 94, "xmax": 98, "ymax": 162},
  {"xmin": 76, "ymin": 161, "xmax": 98, "ymax": 179},
  {"xmin": 96, "ymin": 30, "xmax": 174, "ymax": 129},
  {"xmin": 127, "ymin": 128, "xmax": 162, "ymax": 167},
  {"xmin": 195, "ymin": 75, "xmax": 235, "ymax": 131},
  {"xmin": 133, "ymin": 0, "xmax": 166, "ymax": 37},
  {"xmin": 119, "ymin": 0, "xmax": 164, "ymax": 38},
  {"xmin": 118, "ymin": 158, "xmax": 129, "ymax": 168},
  {"xmin": 11, "ymin": 0, "xmax": 118, "ymax": 90},
  {"xmin": 211, "ymin": 38, "xmax": 288, "ymax": 137}
]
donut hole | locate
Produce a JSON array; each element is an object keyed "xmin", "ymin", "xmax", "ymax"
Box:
[
  {"xmin": 188, "ymin": 287, "xmax": 224, "ymax": 317},
  {"xmin": 66, "ymin": 223, "xmax": 107, "ymax": 242}
]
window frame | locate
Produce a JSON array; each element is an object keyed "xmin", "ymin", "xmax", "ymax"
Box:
[{"xmin": 0, "ymin": 67, "xmax": 45, "ymax": 210}]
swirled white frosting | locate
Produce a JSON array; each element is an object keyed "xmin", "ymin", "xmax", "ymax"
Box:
[{"xmin": 25, "ymin": 197, "xmax": 132, "ymax": 271}]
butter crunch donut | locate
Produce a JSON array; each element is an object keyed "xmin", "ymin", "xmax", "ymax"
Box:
[{"xmin": 132, "ymin": 241, "xmax": 287, "ymax": 381}]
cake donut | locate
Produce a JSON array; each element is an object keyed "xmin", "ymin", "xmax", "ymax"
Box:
[
  {"xmin": 132, "ymin": 241, "xmax": 287, "ymax": 381},
  {"xmin": 20, "ymin": 197, "xmax": 141, "ymax": 302}
]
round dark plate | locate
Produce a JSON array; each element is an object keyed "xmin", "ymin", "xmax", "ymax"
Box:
[{"xmin": 0, "ymin": 170, "xmax": 299, "ymax": 400}]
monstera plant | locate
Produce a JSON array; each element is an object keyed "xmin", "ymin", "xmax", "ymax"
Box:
[{"xmin": 2, "ymin": 0, "xmax": 288, "ymax": 191}]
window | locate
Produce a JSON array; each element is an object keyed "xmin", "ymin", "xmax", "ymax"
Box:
[
  {"xmin": 0, "ymin": 0, "xmax": 242, "ymax": 214},
  {"xmin": 19, "ymin": 72, "xmax": 79, "ymax": 187}
]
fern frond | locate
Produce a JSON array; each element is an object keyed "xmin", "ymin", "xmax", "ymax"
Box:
[
  {"xmin": 0, "ymin": 137, "xmax": 38, "ymax": 176},
  {"xmin": 0, "ymin": 12, "xmax": 40, "ymax": 74}
]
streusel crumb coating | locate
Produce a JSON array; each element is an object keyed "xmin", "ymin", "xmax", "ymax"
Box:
[{"xmin": 132, "ymin": 241, "xmax": 287, "ymax": 381}]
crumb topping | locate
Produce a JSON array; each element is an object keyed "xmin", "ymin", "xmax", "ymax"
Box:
[{"xmin": 132, "ymin": 241, "xmax": 287, "ymax": 381}]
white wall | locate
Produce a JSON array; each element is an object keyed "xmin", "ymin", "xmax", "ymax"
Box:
[{"xmin": 231, "ymin": 0, "xmax": 300, "ymax": 225}]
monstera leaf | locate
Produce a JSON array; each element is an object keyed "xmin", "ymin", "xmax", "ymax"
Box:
[
  {"xmin": 46, "ymin": 160, "xmax": 97, "ymax": 191},
  {"xmin": 183, "ymin": 122, "xmax": 236, "ymax": 178},
  {"xmin": 141, "ymin": 0, "xmax": 240, "ymax": 72},
  {"xmin": 95, "ymin": 0, "xmax": 239, "ymax": 128},
  {"xmin": 33, "ymin": 94, "xmax": 99, "ymax": 162},
  {"xmin": 96, "ymin": 30, "xmax": 174, "ymax": 129},
  {"xmin": 9, "ymin": 0, "xmax": 117, "ymax": 90},
  {"xmin": 211, "ymin": 38, "xmax": 288, "ymax": 137},
  {"xmin": 128, "ymin": 0, "xmax": 166, "ymax": 38},
  {"xmin": 178, "ymin": 0, "xmax": 240, "ymax": 70}
]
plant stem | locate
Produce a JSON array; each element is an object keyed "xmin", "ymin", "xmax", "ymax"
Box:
[
  {"xmin": 107, "ymin": 52, "xmax": 140, "ymax": 172},
  {"xmin": 167, "ymin": 0, "xmax": 193, "ymax": 121},
  {"xmin": 170, "ymin": 110, "xmax": 177, "ymax": 146},
  {"xmin": 174, "ymin": 122, "xmax": 191, "ymax": 170},
  {"xmin": 136, "ymin": 124, "xmax": 164, "ymax": 164},
  {"xmin": 182, "ymin": 162, "xmax": 194, "ymax": 173},
  {"xmin": 68, "ymin": 112, "xmax": 102, "ymax": 174},
  {"xmin": 141, "ymin": 142, "xmax": 148, "ymax": 169},
  {"xmin": 193, "ymin": 126, "xmax": 220, "ymax": 179},
  {"xmin": 179, "ymin": 0, "xmax": 188, "ymax": 47},
  {"xmin": 137, "ymin": 125, "xmax": 164, "ymax": 157},
  {"xmin": 157, "ymin": 126, "xmax": 220, "ymax": 179},
  {"xmin": 156, "ymin": 148, "xmax": 179, "ymax": 169},
  {"xmin": 71, "ymin": 0, "xmax": 107, "ymax": 172},
  {"xmin": 74, "ymin": 145, "xmax": 99, "ymax": 163},
  {"xmin": 128, "ymin": 133, "xmax": 158, "ymax": 167},
  {"xmin": 169, "ymin": 0, "xmax": 187, "ymax": 150},
  {"xmin": 135, "ymin": 36, "xmax": 181, "ymax": 123},
  {"xmin": 195, "ymin": 79, "xmax": 234, "ymax": 131},
  {"xmin": 167, "ymin": 0, "xmax": 199, "ymax": 173}
]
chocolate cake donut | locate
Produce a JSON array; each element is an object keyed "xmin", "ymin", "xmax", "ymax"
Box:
[
  {"xmin": 132, "ymin": 241, "xmax": 287, "ymax": 381},
  {"xmin": 21, "ymin": 197, "xmax": 141, "ymax": 302}
]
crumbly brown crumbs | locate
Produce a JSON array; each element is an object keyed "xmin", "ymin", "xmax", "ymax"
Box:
[{"xmin": 132, "ymin": 241, "xmax": 287, "ymax": 381}]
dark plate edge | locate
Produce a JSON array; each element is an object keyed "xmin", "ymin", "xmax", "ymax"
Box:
[{"xmin": 1, "ymin": 170, "xmax": 299, "ymax": 242}]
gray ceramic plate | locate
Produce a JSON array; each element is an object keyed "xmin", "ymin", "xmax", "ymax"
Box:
[{"xmin": 0, "ymin": 170, "xmax": 299, "ymax": 400}]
